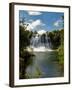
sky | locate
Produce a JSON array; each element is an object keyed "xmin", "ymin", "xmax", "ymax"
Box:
[{"xmin": 19, "ymin": 10, "xmax": 64, "ymax": 32}]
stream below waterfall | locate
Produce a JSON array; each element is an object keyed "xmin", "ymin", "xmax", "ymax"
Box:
[{"xmin": 25, "ymin": 51, "xmax": 64, "ymax": 78}]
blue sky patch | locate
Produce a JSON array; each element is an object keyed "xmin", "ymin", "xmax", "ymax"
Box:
[{"xmin": 19, "ymin": 10, "xmax": 64, "ymax": 32}]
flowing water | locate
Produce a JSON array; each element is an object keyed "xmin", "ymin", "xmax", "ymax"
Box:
[
  {"xmin": 25, "ymin": 51, "xmax": 64, "ymax": 78},
  {"xmin": 30, "ymin": 33, "xmax": 52, "ymax": 50}
]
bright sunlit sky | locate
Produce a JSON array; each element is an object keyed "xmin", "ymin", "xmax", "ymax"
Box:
[{"xmin": 19, "ymin": 10, "xmax": 64, "ymax": 32}]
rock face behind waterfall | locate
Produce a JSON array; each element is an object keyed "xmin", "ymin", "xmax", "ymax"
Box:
[{"xmin": 30, "ymin": 31, "xmax": 52, "ymax": 52}]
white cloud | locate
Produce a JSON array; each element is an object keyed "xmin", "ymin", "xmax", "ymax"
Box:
[
  {"xmin": 31, "ymin": 20, "xmax": 42, "ymax": 28},
  {"xmin": 27, "ymin": 19, "xmax": 45, "ymax": 30},
  {"xmin": 26, "ymin": 24, "xmax": 32, "ymax": 31},
  {"xmin": 54, "ymin": 21, "xmax": 59, "ymax": 27},
  {"xmin": 54, "ymin": 19, "xmax": 62, "ymax": 27},
  {"xmin": 28, "ymin": 11, "xmax": 42, "ymax": 15},
  {"xmin": 37, "ymin": 30, "xmax": 46, "ymax": 35}
]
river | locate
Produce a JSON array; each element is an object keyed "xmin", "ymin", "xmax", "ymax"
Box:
[{"xmin": 25, "ymin": 51, "xmax": 64, "ymax": 79}]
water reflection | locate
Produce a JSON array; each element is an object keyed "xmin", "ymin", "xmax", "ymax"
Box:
[{"xmin": 25, "ymin": 51, "xmax": 64, "ymax": 79}]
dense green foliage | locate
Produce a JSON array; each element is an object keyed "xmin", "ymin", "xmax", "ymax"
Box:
[
  {"xmin": 19, "ymin": 25, "xmax": 33, "ymax": 51},
  {"xmin": 48, "ymin": 30, "xmax": 61, "ymax": 49},
  {"xmin": 19, "ymin": 24, "xmax": 34, "ymax": 79},
  {"xmin": 58, "ymin": 29, "xmax": 64, "ymax": 68}
]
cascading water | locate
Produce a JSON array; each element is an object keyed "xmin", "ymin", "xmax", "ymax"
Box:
[{"xmin": 30, "ymin": 33, "xmax": 52, "ymax": 52}]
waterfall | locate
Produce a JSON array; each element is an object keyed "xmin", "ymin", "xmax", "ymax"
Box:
[{"xmin": 30, "ymin": 33, "xmax": 52, "ymax": 52}]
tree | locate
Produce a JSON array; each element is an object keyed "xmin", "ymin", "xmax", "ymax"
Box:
[
  {"xmin": 19, "ymin": 18, "xmax": 34, "ymax": 79},
  {"xmin": 48, "ymin": 30, "xmax": 61, "ymax": 49}
]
